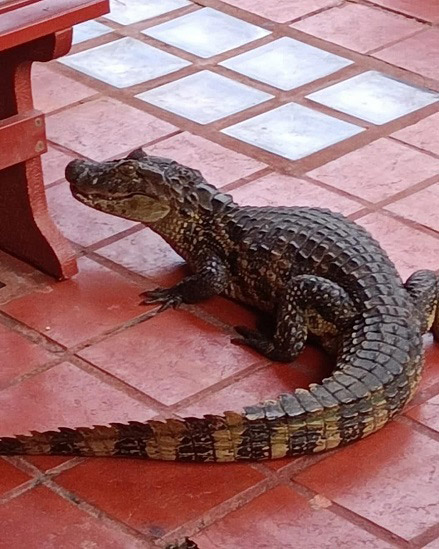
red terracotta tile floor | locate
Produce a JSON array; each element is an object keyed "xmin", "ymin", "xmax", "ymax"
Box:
[{"xmin": 1, "ymin": 0, "xmax": 439, "ymax": 547}]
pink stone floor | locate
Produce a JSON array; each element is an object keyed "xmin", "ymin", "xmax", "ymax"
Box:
[{"xmin": 1, "ymin": 0, "xmax": 439, "ymax": 547}]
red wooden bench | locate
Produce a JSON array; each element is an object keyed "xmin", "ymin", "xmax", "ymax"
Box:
[{"xmin": 0, "ymin": 0, "xmax": 109, "ymax": 279}]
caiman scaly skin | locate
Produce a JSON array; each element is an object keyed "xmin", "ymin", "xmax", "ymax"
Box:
[{"xmin": 1, "ymin": 150, "xmax": 438, "ymax": 461}]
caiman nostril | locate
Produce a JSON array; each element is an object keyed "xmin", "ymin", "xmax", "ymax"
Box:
[{"xmin": 65, "ymin": 159, "xmax": 87, "ymax": 182}]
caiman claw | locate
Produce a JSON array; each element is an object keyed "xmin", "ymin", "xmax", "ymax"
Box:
[{"xmin": 139, "ymin": 287, "xmax": 183, "ymax": 319}]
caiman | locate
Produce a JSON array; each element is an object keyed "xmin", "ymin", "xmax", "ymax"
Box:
[{"xmin": 1, "ymin": 149, "xmax": 438, "ymax": 462}]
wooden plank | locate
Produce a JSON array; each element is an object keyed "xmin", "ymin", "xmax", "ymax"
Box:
[
  {"xmin": 0, "ymin": 0, "xmax": 110, "ymax": 51},
  {"xmin": 0, "ymin": 110, "xmax": 46, "ymax": 170},
  {"xmin": 0, "ymin": 1, "xmax": 40, "ymax": 16}
]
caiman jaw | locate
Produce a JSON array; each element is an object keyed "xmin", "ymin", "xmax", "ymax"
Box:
[{"xmin": 65, "ymin": 158, "xmax": 171, "ymax": 223}]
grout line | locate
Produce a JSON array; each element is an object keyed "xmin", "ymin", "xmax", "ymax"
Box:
[
  {"xmin": 396, "ymin": 415, "xmax": 439, "ymax": 444},
  {"xmin": 0, "ymin": 477, "xmax": 42, "ymax": 505},
  {"xmin": 0, "ymin": 310, "xmax": 67, "ymax": 353},
  {"xmin": 389, "ymin": 135, "xmax": 439, "ymax": 161},
  {"xmin": 408, "ymin": 376, "xmax": 439, "ymax": 409},
  {"xmin": 367, "ymin": 27, "xmax": 429, "ymax": 55},
  {"xmin": 358, "ymin": 0, "xmax": 437, "ymax": 25},
  {"xmin": 68, "ymin": 353, "xmax": 174, "ymax": 415}
]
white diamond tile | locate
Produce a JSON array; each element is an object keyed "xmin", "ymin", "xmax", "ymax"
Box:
[
  {"xmin": 222, "ymin": 103, "xmax": 364, "ymax": 160},
  {"xmin": 136, "ymin": 70, "xmax": 273, "ymax": 124},
  {"xmin": 307, "ymin": 71, "xmax": 439, "ymax": 125},
  {"xmin": 143, "ymin": 7, "xmax": 270, "ymax": 58},
  {"xmin": 105, "ymin": 0, "xmax": 190, "ymax": 25},
  {"xmin": 72, "ymin": 20, "xmax": 112, "ymax": 44},
  {"xmin": 220, "ymin": 37, "xmax": 352, "ymax": 90},
  {"xmin": 60, "ymin": 37, "xmax": 191, "ymax": 88}
]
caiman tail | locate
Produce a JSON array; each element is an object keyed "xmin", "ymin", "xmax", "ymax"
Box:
[{"xmin": 0, "ymin": 297, "xmax": 424, "ymax": 462}]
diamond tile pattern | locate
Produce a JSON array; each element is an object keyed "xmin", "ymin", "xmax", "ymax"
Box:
[
  {"xmin": 222, "ymin": 102, "xmax": 363, "ymax": 160},
  {"xmin": 143, "ymin": 7, "xmax": 271, "ymax": 58},
  {"xmin": 221, "ymin": 37, "xmax": 352, "ymax": 90},
  {"xmin": 137, "ymin": 70, "xmax": 273, "ymax": 124},
  {"xmin": 60, "ymin": 37, "xmax": 191, "ymax": 88},
  {"xmin": 307, "ymin": 71, "xmax": 438, "ymax": 125},
  {"xmin": 72, "ymin": 20, "xmax": 112, "ymax": 44},
  {"xmin": 105, "ymin": 0, "xmax": 190, "ymax": 25}
]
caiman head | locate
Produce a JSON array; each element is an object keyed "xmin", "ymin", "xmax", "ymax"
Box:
[{"xmin": 65, "ymin": 149, "xmax": 234, "ymax": 226}]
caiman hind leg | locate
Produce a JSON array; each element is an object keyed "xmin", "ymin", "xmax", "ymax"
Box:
[
  {"xmin": 233, "ymin": 275, "xmax": 359, "ymax": 362},
  {"xmin": 405, "ymin": 269, "xmax": 439, "ymax": 339},
  {"xmin": 140, "ymin": 252, "xmax": 230, "ymax": 315}
]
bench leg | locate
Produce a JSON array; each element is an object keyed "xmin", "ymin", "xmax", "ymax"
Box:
[{"xmin": 0, "ymin": 31, "xmax": 77, "ymax": 279}]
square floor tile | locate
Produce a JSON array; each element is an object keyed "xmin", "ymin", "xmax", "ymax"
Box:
[
  {"xmin": 1, "ymin": 258, "xmax": 143, "ymax": 347},
  {"xmin": 47, "ymin": 182, "xmax": 136, "ymax": 246},
  {"xmin": 31, "ymin": 64, "xmax": 96, "ymax": 113},
  {"xmin": 46, "ymin": 97, "xmax": 177, "ymax": 160},
  {"xmin": 222, "ymin": 103, "xmax": 363, "ymax": 160},
  {"xmin": 220, "ymin": 37, "xmax": 352, "ymax": 91},
  {"xmin": 291, "ymin": 3, "xmax": 424, "ymax": 54},
  {"xmin": 307, "ymin": 71, "xmax": 438, "ymax": 125},
  {"xmin": 221, "ymin": 0, "xmax": 341, "ymax": 23},
  {"xmin": 72, "ymin": 20, "xmax": 112, "ymax": 44},
  {"xmin": 0, "ymin": 460, "xmax": 30, "ymax": 496},
  {"xmin": 386, "ymin": 183, "xmax": 439, "ymax": 232},
  {"xmin": 0, "ymin": 486, "xmax": 146, "ymax": 548},
  {"xmin": 194, "ymin": 486, "xmax": 394, "ymax": 548},
  {"xmin": 97, "ymin": 227, "xmax": 187, "ymax": 287},
  {"xmin": 0, "ymin": 362, "xmax": 155, "ymax": 437},
  {"xmin": 232, "ymin": 173, "xmax": 362, "ymax": 214},
  {"xmin": 60, "ymin": 37, "xmax": 191, "ymax": 88},
  {"xmin": 308, "ymin": 138, "xmax": 439, "ymax": 202},
  {"xmin": 143, "ymin": 7, "xmax": 270, "ymax": 58},
  {"xmin": 147, "ymin": 132, "xmax": 266, "ymax": 187},
  {"xmin": 356, "ymin": 212, "xmax": 439, "ymax": 280},
  {"xmin": 41, "ymin": 146, "xmax": 77, "ymax": 185},
  {"xmin": 105, "ymin": 0, "xmax": 190, "ymax": 25},
  {"xmin": 369, "ymin": 0, "xmax": 439, "ymax": 23},
  {"xmin": 137, "ymin": 71, "xmax": 273, "ymax": 124},
  {"xmin": 392, "ymin": 112, "xmax": 439, "ymax": 156},
  {"xmin": 78, "ymin": 309, "xmax": 261, "ymax": 405},
  {"xmin": 296, "ymin": 423, "xmax": 439, "ymax": 541},
  {"xmin": 373, "ymin": 29, "xmax": 439, "ymax": 82},
  {"xmin": 58, "ymin": 459, "xmax": 263, "ymax": 534}
]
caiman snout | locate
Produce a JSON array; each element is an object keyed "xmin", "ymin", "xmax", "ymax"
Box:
[{"xmin": 65, "ymin": 159, "xmax": 90, "ymax": 183}]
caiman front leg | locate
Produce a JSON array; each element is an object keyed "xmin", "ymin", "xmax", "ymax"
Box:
[
  {"xmin": 233, "ymin": 275, "xmax": 358, "ymax": 362},
  {"xmin": 140, "ymin": 252, "xmax": 230, "ymax": 315}
]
